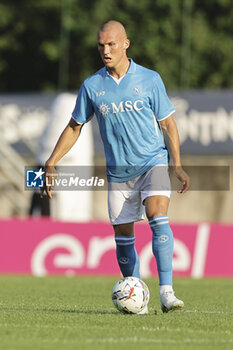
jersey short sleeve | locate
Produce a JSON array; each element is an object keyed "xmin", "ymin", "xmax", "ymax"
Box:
[
  {"xmin": 72, "ymin": 83, "xmax": 94, "ymax": 124},
  {"xmin": 151, "ymin": 73, "xmax": 175, "ymax": 121}
]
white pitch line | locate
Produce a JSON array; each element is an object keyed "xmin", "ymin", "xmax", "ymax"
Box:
[
  {"xmin": 141, "ymin": 326, "xmax": 232, "ymax": 336},
  {"xmin": 0, "ymin": 323, "xmax": 80, "ymax": 329},
  {"xmin": 87, "ymin": 337, "xmax": 233, "ymax": 344},
  {"xmin": 183, "ymin": 310, "xmax": 233, "ymax": 315}
]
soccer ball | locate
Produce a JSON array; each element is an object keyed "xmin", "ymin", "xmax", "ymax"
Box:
[{"xmin": 112, "ymin": 277, "xmax": 150, "ymax": 314}]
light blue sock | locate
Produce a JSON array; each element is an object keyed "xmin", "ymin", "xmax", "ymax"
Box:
[
  {"xmin": 115, "ymin": 236, "xmax": 140, "ymax": 278},
  {"xmin": 149, "ymin": 215, "xmax": 173, "ymax": 285}
]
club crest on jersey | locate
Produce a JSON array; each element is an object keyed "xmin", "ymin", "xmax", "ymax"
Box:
[
  {"xmin": 132, "ymin": 86, "xmax": 142, "ymax": 94},
  {"xmin": 98, "ymin": 99, "xmax": 144, "ymax": 116}
]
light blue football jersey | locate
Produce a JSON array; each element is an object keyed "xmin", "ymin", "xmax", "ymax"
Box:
[{"xmin": 72, "ymin": 59, "xmax": 175, "ymax": 182}]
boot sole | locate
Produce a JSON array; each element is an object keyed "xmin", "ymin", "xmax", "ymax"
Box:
[{"xmin": 161, "ymin": 302, "xmax": 184, "ymax": 313}]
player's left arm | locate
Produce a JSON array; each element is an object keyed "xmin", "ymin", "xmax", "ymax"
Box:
[{"xmin": 159, "ymin": 115, "xmax": 190, "ymax": 193}]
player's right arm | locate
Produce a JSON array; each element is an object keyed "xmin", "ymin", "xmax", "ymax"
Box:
[{"xmin": 41, "ymin": 118, "xmax": 83, "ymax": 199}]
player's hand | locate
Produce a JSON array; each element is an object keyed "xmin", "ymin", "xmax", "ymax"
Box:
[
  {"xmin": 173, "ymin": 166, "xmax": 190, "ymax": 193},
  {"xmin": 40, "ymin": 164, "xmax": 57, "ymax": 199}
]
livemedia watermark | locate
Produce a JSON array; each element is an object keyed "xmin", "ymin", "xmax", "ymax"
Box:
[
  {"xmin": 25, "ymin": 166, "xmax": 106, "ymax": 191},
  {"xmin": 25, "ymin": 165, "xmax": 230, "ymax": 192}
]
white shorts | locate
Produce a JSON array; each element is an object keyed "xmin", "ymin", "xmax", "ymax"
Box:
[{"xmin": 108, "ymin": 165, "xmax": 171, "ymax": 225}]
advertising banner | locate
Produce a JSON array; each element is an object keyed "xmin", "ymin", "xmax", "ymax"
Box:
[
  {"xmin": 0, "ymin": 219, "xmax": 232, "ymax": 277},
  {"xmin": 171, "ymin": 91, "xmax": 233, "ymax": 154}
]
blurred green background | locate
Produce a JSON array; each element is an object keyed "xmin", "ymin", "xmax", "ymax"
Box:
[{"xmin": 0, "ymin": 0, "xmax": 233, "ymax": 92}]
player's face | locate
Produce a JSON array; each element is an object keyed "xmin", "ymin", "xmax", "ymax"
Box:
[{"xmin": 98, "ymin": 28, "xmax": 128, "ymax": 70}]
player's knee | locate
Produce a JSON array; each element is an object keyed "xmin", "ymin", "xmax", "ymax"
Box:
[
  {"xmin": 146, "ymin": 206, "xmax": 167, "ymax": 219},
  {"xmin": 144, "ymin": 196, "xmax": 169, "ymax": 219},
  {"xmin": 113, "ymin": 223, "xmax": 134, "ymax": 236}
]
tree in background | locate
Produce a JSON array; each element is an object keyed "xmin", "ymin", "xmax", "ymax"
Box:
[{"xmin": 0, "ymin": 0, "xmax": 232, "ymax": 92}]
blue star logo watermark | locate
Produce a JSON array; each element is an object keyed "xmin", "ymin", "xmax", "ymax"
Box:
[{"xmin": 26, "ymin": 168, "xmax": 45, "ymax": 188}]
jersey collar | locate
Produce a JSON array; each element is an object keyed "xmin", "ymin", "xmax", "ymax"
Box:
[{"xmin": 104, "ymin": 58, "xmax": 136, "ymax": 77}]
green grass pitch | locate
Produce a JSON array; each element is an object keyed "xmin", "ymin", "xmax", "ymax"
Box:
[{"xmin": 0, "ymin": 276, "xmax": 232, "ymax": 350}]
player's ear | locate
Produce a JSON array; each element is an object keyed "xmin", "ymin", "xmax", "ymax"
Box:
[{"xmin": 124, "ymin": 39, "xmax": 130, "ymax": 50}]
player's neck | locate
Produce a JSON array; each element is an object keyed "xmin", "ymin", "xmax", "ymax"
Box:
[{"xmin": 107, "ymin": 57, "xmax": 130, "ymax": 79}]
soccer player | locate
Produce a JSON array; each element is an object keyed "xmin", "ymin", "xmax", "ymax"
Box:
[{"xmin": 41, "ymin": 20, "xmax": 190, "ymax": 314}]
